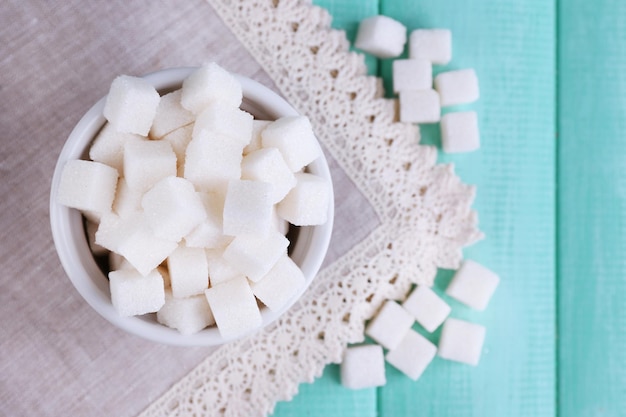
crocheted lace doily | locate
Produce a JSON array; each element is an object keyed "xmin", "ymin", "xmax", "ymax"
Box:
[{"xmin": 139, "ymin": 1, "xmax": 482, "ymax": 416}]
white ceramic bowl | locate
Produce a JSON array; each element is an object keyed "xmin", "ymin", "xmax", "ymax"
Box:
[{"xmin": 49, "ymin": 67, "xmax": 334, "ymax": 346}]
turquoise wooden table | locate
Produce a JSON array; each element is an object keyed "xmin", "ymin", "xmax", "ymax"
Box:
[{"xmin": 271, "ymin": 0, "xmax": 626, "ymax": 416}]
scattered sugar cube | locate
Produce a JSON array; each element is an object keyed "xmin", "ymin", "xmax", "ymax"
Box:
[
  {"xmin": 167, "ymin": 246, "xmax": 209, "ymax": 298},
  {"xmin": 446, "ymin": 260, "xmax": 500, "ymax": 310},
  {"xmin": 222, "ymin": 231, "xmax": 289, "ymax": 282},
  {"xmin": 123, "ymin": 139, "xmax": 177, "ymax": 193},
  {"xmin": 403, "ymin": 285, "xmax": 451, "ymax": 332},
  {"xmin": 434, "ymin": 68, "xmax": 479, "ymax": 107},
  {"xmin": 141, "ymin": 176, "xmax": 207, "ymax": 242},
  {"xmin": 277, "ymin": 173, "xmax": 331, "ymax": 226},
  {"xmin": 392, "ymin": 59, "xmax": 432, "ymax": 93},
  {"xmin": 86, "ymin": 220, "xmax": 107, "ymax": 255},
  {"xmin": 185, "ymin": 191, "xmax": 231, "ymax": 249},
  {"xmin": 149, "ymin": 89, "xmax": 194, "ymax": 139},
  {"xmin": 399, "ymin": 89, "xmax": 441, "ymax": 124},
  {"xmin": 192, "ymin": 104, "xmax": 253, "ymax": 146},
  {"xmin": 244, "ymin": 120, "xmax": 271, "ymax": 155},
  {"xmin": 56, "ymin": 159, "xmax": 118, "ymax": 217},
  {"xmin": 89, "ymin": 123, "xmax": 146, "ymax": 174},
  {"xmin": 204, "ymin": 276, "xmax": 262, "ymax": 340},
  {"xmin": 354, "ymin": 15, "xmax": 407, "ymax": 59},
  {"xmin": 386, "ymin": 329, "xmax": 437, "ymax": 380},
  {"xmin": 409, "ymin": 29, "xmax": 452, "ymax": 65},
  {"xmin": 250, "ymin": 254, "xmax": 305, "ymax": 311},
  {"xmin": 162, "ymin": 124, "xmax": 193, "ymax": 168},
  {"xmin": 109, "ymin": 268, "xmax": 165, "ymax": 316},
  {"xmin": 112, "ymin": 178, "xmax": 143, "ymax": 218},
  {"xmin": 261, "ymin": 116, "xmax": 322, "ymax": 172},
  {"xmin": 181, "ymin": 63, "xmax": 243, "ymax": 114},
  {"xmin": 206, "ymin": 249, "xmax": 242, "ymax": 286},
  {"xmin": 103, "ymin": 75, "xmax": 160, "ymax": 136},
  {"xmin": 341, "ymin": 345, "xmax": 386, "ymax": 390},
  {"xmin": 183, "ymin": 131, "xmax": 243, "ymax": 192},
  {"xmin": 157, "ymin": 290, "xmax": 215, "ymax": 335},
  {"xmin": 438, "ymin": 318, "xmax": 486, "ymax": 366},
  {"xmin": 222, "ymin": 180, "xmax": 273, "ymax": 237},
  {"xmin": 440, "ymin": 111, "xmax": 480, "ymax": 153},
  {"xmin": 241, "ymin": 148, "xmax": 296, "ymax": 203},
  {"xmin": 365, "ymin": 300, "xmax": 414, "ymax": 350}
]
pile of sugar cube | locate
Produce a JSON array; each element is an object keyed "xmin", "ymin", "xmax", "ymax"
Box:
[
  {"xmin": 341, "ymin": 260, "xmax": 499, "ymax": 388},
  {"xmin": 354, "ymin": 15, "xmax": 480, "ymax": 153},
  {"xmin": 56, "ymin": 62, "xmax": 331, "ymax": 339}
]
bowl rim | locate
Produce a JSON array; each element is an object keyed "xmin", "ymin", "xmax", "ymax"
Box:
[{"xmin": 49, "ymin": 67, "xmax": 334, "ymax": 346}]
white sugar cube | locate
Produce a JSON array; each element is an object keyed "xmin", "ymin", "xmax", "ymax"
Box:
[
  {"xmin": 149, "ymin": 89, "xmax": 194, "ymax": 139},
  {"xmin": 261, "ymin": 116, "xmax": 322, "ymax": 172},
  {"xmin": 409, "ymin": 29, "xmax": 452, "ymax": 65},
  {"xmin": 109, "ymin": 251, "xmax": 133, "ymax": 271},
  {"xmin": 399, "ymin": 89, "xmax": 441, "ymax": 124},
  {"xmin": 124, "ymin": 139, "xmax": 177, "ymax": 193},
  {"xmin": 402, "ymin": 285, "xmax": 451, "ymax": 332},
  {"xmin": 162, "ymin": 124, "xmax": 193, "ymax": 167},
  {"xmin": 109, "ymin": 268, "xmax": 165, "ymax": 316},
  {"xmin": 86, "ymin": 220, "xmax": 107, "ymax": 255},
  {"xmin": 206, "ymin": 249, "xmax": 241, "ymax": 286},
  {"xmin": 365, "ymin": 300, "xmax": 414, "ymax": 350},
  {"xmin": 244, "ymin": 120, "xmax": 271, "ymax": 155},
  {"xmin": 89, "ymin": 123, "xmax": 146, "ymax": 174},
  {"xmin": 184, "ymin": 131, "xmax": 243, "ymax": 192},
  {"xmin": 440, "ymin": 111, "xmax": 480, "ymax": 153},
  {"xmin": 167, "ymin": 246, "xmax": 209, "ymax": 298},
  {"xmin": 250, "ymin": 255, "xmax": 305, "ymax": 311},
  {"xmin": 57, "ymin": 160, "xmax": 118, "ymax": 217},
  {"xmin": 103, "ymin": 75, "xmax": 160, "ymax": 136},
  {"xmin": 181, "ymin": 63, "xmax": 242, "ymax": 114},
  {"xmin": 157, "ymin": 290, "xmax": 215, "ymax": 335},
  {"xmin": 193, "ymin": 104, "xmax": 253, "ymax": 146},
  {"xmin": 438, "ymin": 318, "xmax": 486, "ymax": 366},
  {"xmin": 386, "ymin": 329, "xmax": 437, "ymax": 380},
  {"xmin": 277, "ymin": 173, "xmax": 331, "ymax": 226},
  {"xmin": 222, "ymin": 231, "xmax": 289, "ymax": 282},
  {"xmin": 185, "ymin": 191, "xmax": 231, "ymax": 249},
  {"xmin": 434, "ymin": 68, "xmax": 479, "ymax": 107},
  {"xmin": 272, "ymin": 207, "xmax": 290, "ymax": 236},
  {"xmin": 241, "ymin": 148, "xmax": 296, "ymax": 203},
  {"xmin": 204, "ymin": 276, "xmax": 262, "ymax": 340},
  {"xmin": 446, "ymin": 260, "xmax": 500, "ymax": 310},
  {"xmin": 341, "ymin": 345, "xmax": 386, "ymax": 390},
  {"xmin": 222, "ymin": 180, "xmax": 273, "ymax": 237},
  {"xmin": 112, "ymin": 178, "xmax": 143, "ymax": 219},
  {"xmin": 354, "ymin": 15, "xmax": 407, "ymax": 59},
  {"xmin": 141, "ymin": 176, "xmax": 207, "ymax": 242},
  {"xmin": 95, "ymin": 213, "xmax": 127, "ymax": 252},
  {"xmin": 392, "ymin": 59, "xmax": 432, "ymax": 93}
]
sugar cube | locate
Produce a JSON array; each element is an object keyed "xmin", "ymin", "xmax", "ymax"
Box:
[
  {"xmin": 385, "ymin": 329, "xmax": 437, "ymax": 380},
  {"xmin": 438, "ymin": 318, "xmax": 486, "ymax": 366},
  {"xmin": 123, "ymin": 139, "xmax": 177, "ymax": 193},
  {"xmin": 272, "ymin": 207, "xmax": 290, "ymax": 236},
  {"xmin": 181, "ymin": 63, "xmax": 242, "ymax": 114},
  {"xmin": 261, "ymin": 116, "xmax": 322, "ymax": 172},
  {"xmin": 434, "ymin": 68, "xmax": 479, "ymax": 107},
  {"xmin": 192, "ymin": 104, "xmax": 253, "ymax": 146},
  {"xmin": 440, "ymin": 111, "xmax": 480, "ymax": 153},
  {"xmin": 206, "ymin": 249, "xmax": 242, "ymax": 286},
  {"xmin": 109, "ymin": 251, "xmax": 132, "ymax": 271},
  {"xmin": 109, "ymin": 268, "xmax": 165, "ymax": 316},
  {"xmin": 57, "ymin": 159, "xmax": 118, "ymax": 217},
  {"xmin": 95, "ymin": 213, "xmax": 128, "ymax": 252},
  {"xmin": 149, "ymin": 89, "xmax": 194, "ymax": 139},
  {"xmin": 402, "ymin": 285, "xmax": 451, "ymax": 332},
  {"xmin": 141, "ymin": 176, "xmax": 207, "ymax": 242},
  {"xmin": 157, "ymin": 290, "xmax": 215, "ymax": 335},
  {"xmin": 277, "ymin": 173, "xmax": 330, "ymax": 226},
  {"xmin": 162, "ymin": 124, "xmax": 193, "ymax": 167},
  {"xmin": 222, "ymin": 231, "xmax": 289, "ymax": 282},
  {"xmin": 222, "ymin": 180, "xmax": 273, "ymax": 237},
  {"xmin": 89, "ymin": 123, "xmax": 145, "ymax": 174},
  {"xmin": 446, "ymin": 260, "xmax": 500, "ymax": 310},
  {"xmin": 185, "ymin": 191, "xmax": 231, "ymax": 249},
  {"xmin": 241, "ymin": 148, "xmax": 296, "ymax": 203},
  {"xmin": 204, "ymin": 276, "xmax": 262, "ymax": 339},
  {"xmin": 244, "ymin": 120, "xmax": 271, "ymax": 155},
  {"xmin": 392, "ymin": 59, "xmax": 432, "ymax": 93},
  {"xmin": 86, "ymin": 220, "xmax": 107, "ymax": 255},
  {"xmin": 103, "ymin": 75, "xmax": 160, "ymax": 136},
  {"xmin": 409, "ymin": 29, "xmax": 452, "ymax": 65},
  {"xmin": 354, "ymin": 15, "xmax": 407, "ymax": 59},
  {"xmin": 167, "ymin": 246, "xmax": 209, "ymax": 298},
  {"xmin": 341, "ymin": 345, "xmax": 386, "ymax": 389},
  {"xmin": 249, "ymin": 254, "xmax": 304, "ymax": 311},
  {"xmin": 112, "ymin": 178, "xmax": 143, "ymax": 219},
  {"xmin": 365, "ymin": 300, "xmax": 414, "ymax": 350},
  {"xmin": 399, "ymin": 89, "xmax": 441, "ymax": 124}
]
